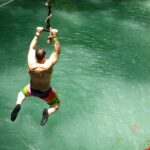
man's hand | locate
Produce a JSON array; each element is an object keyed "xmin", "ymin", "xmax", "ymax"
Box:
[
  {"xmin": 47, "ymin": 28, "xmax": 58, "ymax": 44},
  {"xmin": 36, "ymin": 27, "xmax": 44, "ymax": 36},
  {"xmin": 51, "ymin": 28, "xmax": 58, "ymax": 37}
]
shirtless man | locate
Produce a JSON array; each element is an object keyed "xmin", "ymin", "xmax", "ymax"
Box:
[{"xmin": 11, "ymin": 27, "xmax": 60, "ymax": 126}]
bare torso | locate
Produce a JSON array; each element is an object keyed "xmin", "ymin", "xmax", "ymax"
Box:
[{"xmin": 28, "ymin": 64, "xmax": 53, "ymax": 91}]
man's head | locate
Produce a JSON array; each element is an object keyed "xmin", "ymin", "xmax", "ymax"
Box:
[{"xmin": 35, "ymin": 47, "xmax": 46, "ymax": 63}]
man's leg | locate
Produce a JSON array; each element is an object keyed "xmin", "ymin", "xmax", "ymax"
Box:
[
  {"xmin": 40, "ymin": 103, "xmax": 60, "ymax": 126},
  {"xmin": 11, "ymin": 91, "xmax": 26, "ymax": 121},
  {"xmin": 16, "ymin": 91, "xmax": 26, "ymax": 105},
  {"xmin": 40, "ymin": 88, "xmax": 60, "ymax": 126},
  {"xmin": 48, "ymin": 103, "xmax": 60, "ymax": 115}
]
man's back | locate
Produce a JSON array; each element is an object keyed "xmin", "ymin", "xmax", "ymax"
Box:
[
  {"xmin": 27, "ymin": 27, "xmax": 60, "ymax": 90},
  {"xmin": 28, "ymin": 63, "xmax": 53, "ymax": 90}
]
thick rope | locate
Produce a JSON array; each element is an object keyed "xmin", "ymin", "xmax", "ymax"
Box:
[
  {"xmin": 44, "ymin": 0, "xmax": 53, "ymax": 43},
  {"xmin": 44, "ymin": 0, "xmax": 52, "ymax": 32}
]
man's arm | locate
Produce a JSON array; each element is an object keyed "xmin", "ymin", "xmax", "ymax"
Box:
[
  {"xmin": 45, "ymin": 29, "xmax": 60, "ymax": 67},
  {"xmin": 28, "ymin": 27, "xmax": 43, "ymax": 67},
  {"xmin": 29, "ymin": 27, "xmax": 43, "ymax": 49}
]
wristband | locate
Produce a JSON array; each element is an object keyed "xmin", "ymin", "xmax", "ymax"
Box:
[
  {"xmin": 53, "ymin": 36, "xmax": 58, "ymax": 42},
  {"xmin": 35, "ymin": 31, "xmax": 40, "ymax": 37},
  {"xmin": 35, "ymin": 34, "xmax": 39, "ymax": 37}
]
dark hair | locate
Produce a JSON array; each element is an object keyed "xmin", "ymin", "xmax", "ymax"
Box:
[{"xmin": 35, "ymin": 47, "xmax": 46, "ymax": 62}]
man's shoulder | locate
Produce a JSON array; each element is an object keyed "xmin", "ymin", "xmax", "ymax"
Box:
[
  {"xmin": 29, "ymin": 63, "xmax": 50, "ymax": 72},
  {"xmin": 29, "ymin": 48, "xmax": 36, "ymax": 52}
]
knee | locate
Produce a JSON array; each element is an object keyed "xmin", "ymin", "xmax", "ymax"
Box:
[
  {"xmin": 55, "ymin": 103, "xmax": 60, "ymax": 110},
  {"xmin": 51, "ymin": 103, "xmax": 60, "ymax": 111}
]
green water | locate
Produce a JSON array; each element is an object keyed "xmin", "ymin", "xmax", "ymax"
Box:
[{"xmin": 1, "ymin": 0, "xmax": 150, "ymax": 149}]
